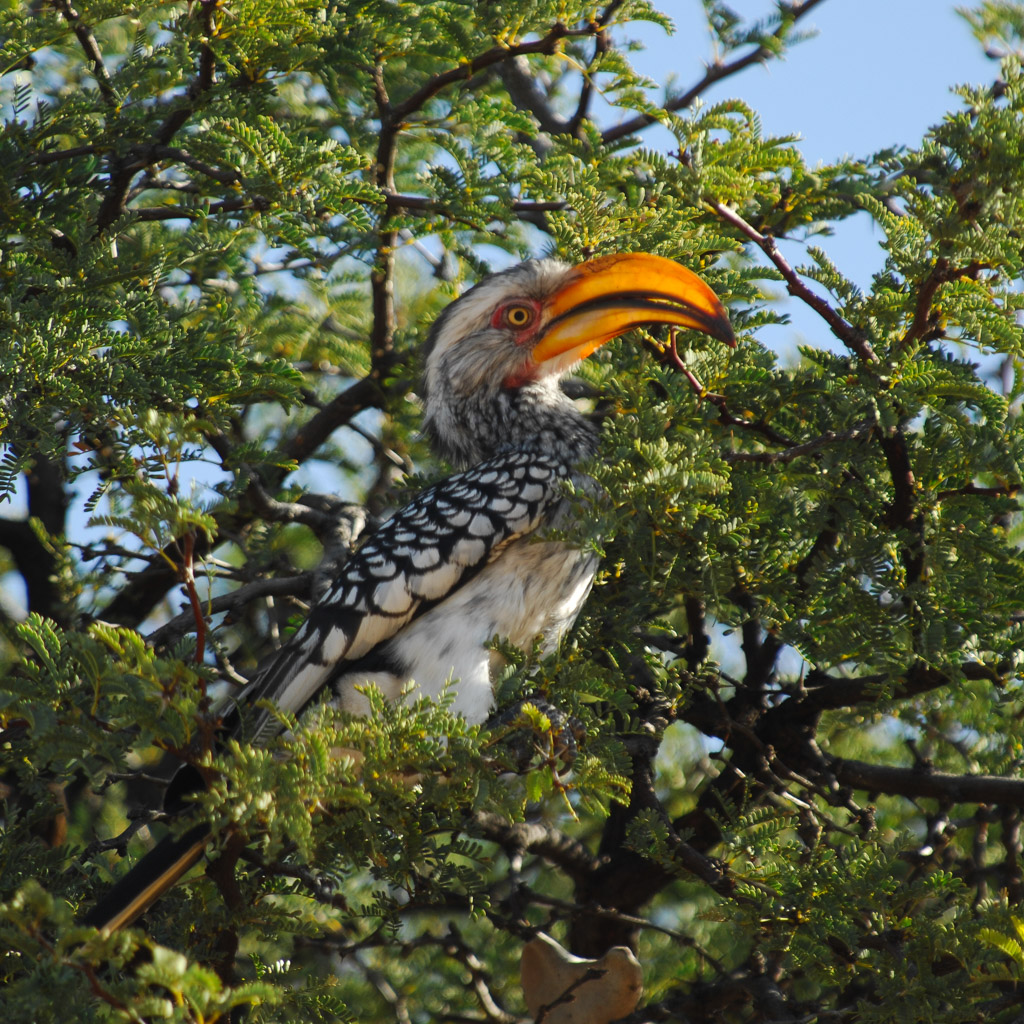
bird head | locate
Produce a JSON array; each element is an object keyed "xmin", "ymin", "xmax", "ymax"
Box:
[{"xmin": 422, "ymin": 253, "xmax": 734, "ymax": 466}]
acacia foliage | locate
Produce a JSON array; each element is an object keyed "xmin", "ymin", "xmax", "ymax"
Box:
[{"xmin": 1, "ymin": 1, "xmax": 1024, "ymax": 1021}]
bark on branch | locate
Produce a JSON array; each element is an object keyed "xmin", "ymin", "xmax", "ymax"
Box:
[
  {"xmin": 472, "ymin": 812, "xmax": 600, "ymax": 881},
  {"xmin": 53, "ymin": 0, "xmax": 118, "ymax": 108},
  {"xmin": 708, "ymin": 200, "xmax": 879, "ymax": 364},
  {"xmin": 831, "ymin": 757, "xmax": 1024, "ymax": 809}
]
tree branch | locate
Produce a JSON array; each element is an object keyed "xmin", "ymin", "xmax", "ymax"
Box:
[
  {"xmin": 0, "ymin": 453, "xmax": 70, "ymax": 621},
  {"xmin": 368, "ymin": 60, "xmax": 400, "ymax": 385},
  {"xmin": 280, "ymin": 356, "xmax": 397, "ymax": 471},
  {"xmin": 150, "ymin": 145, "xmax": 239, "ymax": 184},
  {"xmin": 389, "ymin": 23, "xmax": 594, "ymax": 123},
  {"xmin": 708, "ymin": 199, "xmax": 879, "ymax": 364},
  {"xmin": 831, "ymin": 756, "xmax": 1024, "ymax": 809},
  {"xmin": 0, "ymin": 519, "xmax": 56, "ymax": 618},
  {"xmin": 94, "ymin": 1, "xmax": 219, "ymax": 233},
  {"xmin": 132, "ymin": 197, "xmax": 266, "ymax": 221},
  {"xmin": 34, "ymin": 144, "xmax": 102, "ymax": 165},
  {"xmin": 101, "ymin": 375, "xmax": 386, "ymax": 629},
  {"xmin": 498, "ymin": 55, "xmax": 574, "ymax": 135},
  {"xmin": 900, "ymin": 257, "xmax": 989, "ymax": 349},
  {"xmin": 566, "ymin": 1, "xmax": 623, "ymax": 134},
  {"xmin": 385, "ymin": 192, "xmax": 567, "ymax": 217},
  {"xmin": 662, "ymin": 333, "xmax": 798, "ymax": 447},
  {"xmin": 725, "ymin": 422, "xmax": 874, "ymax": 463},
  {"xmin": 879, "ymin": 428, "xmax": 918, "ymax": 528},
  {"xmin": 145, "ymin": 573, "xmax": 317, "ymax": 651},
  {"xmin": 937, "ymin": 482, "xmax": 1020, "ymax": 501},
  {"xmin": 53, "ymin": 0, "xmax": 118, "ymax": 108},
  {"xmin": 472, "ymin": 812, "xmax": 600, "ymax": 881},
  {"xmin": 794, "ymin": 660, "xmax": 999, "ymax": 713}
]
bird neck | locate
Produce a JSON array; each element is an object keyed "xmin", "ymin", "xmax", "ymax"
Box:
[{"xmin": 424, "ymin": 377, "xmax": 599, "ymax": 469}]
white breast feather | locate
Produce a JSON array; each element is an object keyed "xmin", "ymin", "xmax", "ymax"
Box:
[{"xmin": 333, "ymin": 536, "xmax": 597, "ymax": 724}]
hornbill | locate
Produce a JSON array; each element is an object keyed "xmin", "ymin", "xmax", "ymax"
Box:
[{"xmin": 82, "ymin": 252, "xmax": 734, "ymax": 932}]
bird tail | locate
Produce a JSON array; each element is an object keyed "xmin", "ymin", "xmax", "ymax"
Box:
[{"xmin": 81, "ymin": 823, "xmax": 210, "ymax": 931}]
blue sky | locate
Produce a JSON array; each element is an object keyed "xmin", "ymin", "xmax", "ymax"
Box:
[{"xmin": 645, "ymin": 1, "xmax": 995, "ymax": 166}]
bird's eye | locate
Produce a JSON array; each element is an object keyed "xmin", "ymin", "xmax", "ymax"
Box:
[{"xmin": 503, "ymin": 304, "xmax": 534, "ymax": 328}]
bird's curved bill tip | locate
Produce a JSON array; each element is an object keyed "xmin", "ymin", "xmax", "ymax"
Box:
[{"xmin": 533, "ymin": 252, "xmax": 735, "ymax": 366}]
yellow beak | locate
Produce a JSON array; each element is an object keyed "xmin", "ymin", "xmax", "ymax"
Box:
[{"xmin": 532, "ymin": 253, "xmax": 735, "ymax": 367}]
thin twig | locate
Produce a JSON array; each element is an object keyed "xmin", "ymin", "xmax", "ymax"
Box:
[
  {"xmin": 385, "ymin": 192, "xmax": 567, "ymax": 216},
  {"xmin": 443, "ymin": 923, "xmax": 517, "ymax": 1024},
  {"xmin": 53, "ymin": 0, "xmax": 118, "ymax": 107},
  {"xmin": 567, "ymin": 1, "xmax": 624, "ymax": 133},
  {"xmin": 664, "ymin": 332, "xmax": 797, "ymax": 447},
  {"xmin": 900, "ymin": 257, "xmax": 989, "ymax": 349},
  {"xmin": 132, "ymin": 198, "xmax": 266, "ymax": 221},
  {"xmin": 179, "ymin": 531, "xmax": 206, "ymax": 664},
  {"xmin": 146, "ymin": 573, "xmax": 317, "ymax": 650},
  {"xmin": 708, "ymin": 200, "xmax": 878, "ymax": 364},
  {"xmin": 725, "ymin": 423, "xmax": 874, "ymax": 464},
  {"xmin": 390, "ymin": 23, "xmax": 594, "ymax": 123}
]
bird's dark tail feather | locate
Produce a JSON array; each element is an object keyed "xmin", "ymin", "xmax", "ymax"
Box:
[{"xmin": 81, "ymin": 823, "xmax": 210, "ymax": 931}]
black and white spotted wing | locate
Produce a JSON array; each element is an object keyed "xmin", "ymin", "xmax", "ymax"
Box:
[{"xmin": 234, "ymin": 448, "xmax": 571, "ymax": 744}]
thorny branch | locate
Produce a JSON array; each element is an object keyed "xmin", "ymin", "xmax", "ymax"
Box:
[
  {"xmin": 178, "ymin": 531, "xmax": 206, "ymax": 664},
  {"xmin": 472, "ymin": 812, "xmax": 600, "ymax": 881},
  {"xmin": 708, "ymin": 199, "xmax": 879, "ymax": 364},
  {"xmin": 830, "ymin": 757, "xmax": 1024, "ymax": 809},
  {"xmin": 901, "ymin": 256, "xmax": 990, "ymax": 349},
  {"xmin": 145, "ymin": 573, "xmax": 316, "ymax": 651},
  {"xmin": 94, "ymin": 1, "xmax": 219, "ymax": 233},
  {"xmin": 53, "ymin": 0, "xmax": 118, "ymax": 108}
]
